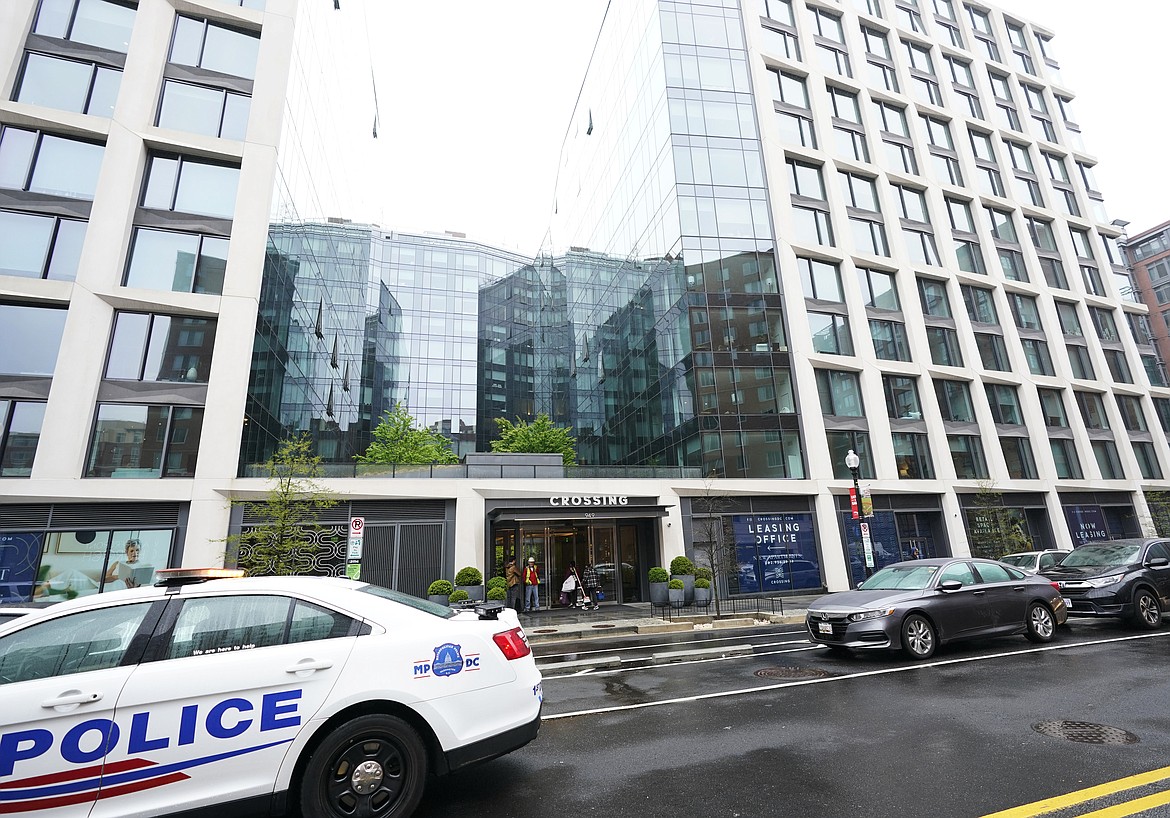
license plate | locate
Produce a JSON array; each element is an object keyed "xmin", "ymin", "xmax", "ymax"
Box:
[
  {"xmin": 818, "ymin": 622, "xmax": 833, "ymax": 634},
  {"xmin": 1062, "ymin": 597, "xmax": 1072, "ymax": 610}
]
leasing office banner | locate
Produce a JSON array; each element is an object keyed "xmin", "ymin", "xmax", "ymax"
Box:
[{"xmin": 731, "ymin": 513, "xmax": 821, "ymax": 593}]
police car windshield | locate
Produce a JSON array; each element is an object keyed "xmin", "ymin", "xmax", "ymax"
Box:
[{"xmin": 358, "ymin": 585, "xmax": 458, "ymax": 618}]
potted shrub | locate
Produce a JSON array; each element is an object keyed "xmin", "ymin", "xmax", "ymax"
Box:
[
  {"xmin": 454, "ymin": 566, "xmax": 485, "ymax": 602},
  {"xmin": 648, "ymin": 566, "xmax": 670, "ymax": 606},
  {"xmin": 486, "ymin": 576, "xmax": 507, "ymax": 594},
  {"xmin": 693, "ymin": 577, "xmax": 712, "ymax": 607},
  {"xmin": 448, "ymin": 588, "xmax": 470, "ymax": 605},
  {"xmin": 667, "ymin": 578, "xmax": 685, "ymax": 608},
  {"xmin": 487, "ymin": 585, "xmax": 507, "ymax": 601},
  {"xmin": 427, "ymin": 579, "xmax": 453, "ymax": 605},
  {"xmin": 670, "ymin": 555, "xmax": 696, "ymax": 604}
]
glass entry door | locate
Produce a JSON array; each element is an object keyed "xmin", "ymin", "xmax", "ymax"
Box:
[{"xmin": 590, "ymin": 526, "xmax": 617, "ymax": 603}]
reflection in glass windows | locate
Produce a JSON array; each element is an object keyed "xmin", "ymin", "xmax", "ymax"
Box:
[
  {"xmin": 1038, "ymin": 388, "xmax": 1068, "ymax": 427},
  {"xmin": 870, "ymin": 319, "xmax": 911, "ymax": 361},
  {"xmin": 157, "ymin": 80, "xmax": 250, "ymax": 140},
  {"xmin": 105, "ymin": 312, "xmax": 217, "ymax": 383},
  {"xmin": 798, "ymin": 257, "xmax": 842, "ymax": 302},
  {"xmin": 1091, "ymin": 440, "xmax": 1124, "ymax": 480},
  {"xmin": 975, "ymin": 332, "xmax": 1011, "ymax": 371},
  {"xmin": 949, "ymin": 435, "xmax": 988, "ymax": 479},
  {"xmin": 0, "ymin": 211, "xmax": 86, "ymax": 281},
  {"xmin": 15, "ymin": 53, "xmax": 121, "ymax": 117},
  {"xmin": 123, "ymin": 228, "xmax": 228, "ymax": 294},
  {"xmin": 1001, "ymin": 437, "xmax": 1038, "ymax": 479},
  {"xmin": 141, "ymin": 154, "xmax": 239, "ymax": 219},
  {"xmin": 0, "ymin": 126, "xmax": 104, "ymax": 200},
  {"xmin": 827, "ymin": 430, "xmax": 874, "ymax": 479},
  {"xmin": 0, "ymin": 304, "xmax": 67, "ymax": 376},
  {"xmin": 1050, "ymin": 439, "xmax": 1082, "ymax": 479},
  {"xmin": 986, "ymin": 383, "xmax": 1023, "ymax": 425},
  {"xmin": 86, "ymin": 404, "xmax": 204, "ymax": 478},
  {"xmin": 34, "ymin": 0, "xmax": 136, "ymax": 52},
  {"xmin": 1132, "ymin": 442, "xmax": 1162, "ymax": 480},
  {"xmin": 0, "ymin": 400, "xmax": 46, "ymax": 477},
  {"xmin": 892, "ymin": 432, "xmax": 934, "ymax": 479},
  {"xmin": 170, "ymin": 16, "xmax": 260, "ymax": 80},
  {"xmin": 1021, "ymin": 339, "xmax": 1054, "ymax": 376},
  {"xmin": 935, "ymin": 379, "xmax": 975, "ymax": 422},
  {"xmin": 884, "ymin": 375, "xmax": 921, "ymax": 419},
  {"xmin": 816, "ymin": 369, "xmax": 863, "ymax": 416},
  {"xmin": 809, "ymin": 312, "xmax": 853, "ymax": 355},
  {"xmin": 926, "ymin": 326, "xmax": 962, "ymax": 366}
]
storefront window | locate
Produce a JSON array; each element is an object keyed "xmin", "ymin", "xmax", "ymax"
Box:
[{"xmin": 27, "ymin": 528, "xmax": 173, "ymax": 603}]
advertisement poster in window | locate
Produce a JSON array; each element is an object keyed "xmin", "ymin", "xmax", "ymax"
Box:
[
  {"xmin": 0, "ymin": 532, "xmax": 42, "ymax": 602},
  {"xmin": 732, "ymin": 513, "xmax": 821, "ymax": 592},
  {"xmin": 1063, "ymin": 505, "xmax": 1110, "ymax": 546}
]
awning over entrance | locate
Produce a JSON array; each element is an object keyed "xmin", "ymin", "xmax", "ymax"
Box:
[{"xmin": 489, "ymin": 505, "xmax": 672, "ymax": 523}]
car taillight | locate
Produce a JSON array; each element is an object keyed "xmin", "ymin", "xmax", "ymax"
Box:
[
  {"xmin": 1051, "ymin": 582, "xmax": 1061, "ymax": 591},
  {"xmin": 492, "ymin": 627, "xmax": 531, "ymax": 660}
]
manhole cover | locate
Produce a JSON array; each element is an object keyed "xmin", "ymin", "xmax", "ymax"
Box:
[
  {"xmin": 1032, "ymin": 721, "xmax": 1139, "ymax": 745},
  {"xmin": 754, "ymin": 666, "xmax": 832, "ymax": 680},
  {"xmin": 591, "ymin": 623, "xmax": 617, "ymax": 629},
  {"xmin": 532, "ymin": 628, "xmax": 559, "ymax": 634}
]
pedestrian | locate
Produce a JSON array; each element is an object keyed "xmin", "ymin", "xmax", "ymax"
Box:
[
  {"xmin": 523, "ymin": 556, "xmax": 541, "ymax": 612},
  {"xmin": 561, "ymin": 561, "xmax": 581, "ymax": 607},
  {"xmin": 580, "ymin": 562, "xmax": 602, "ymax": 611},
  {"xmin": 505, "ymin": 557, "xmax": 523, "ymax": 613}
]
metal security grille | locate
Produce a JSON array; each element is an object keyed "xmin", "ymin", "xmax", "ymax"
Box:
[
  {"xmin": 359, "ymin": 525, "xmax": 397, "ymax": 589},
  {"xmin": 0, "ymin": 503, "xmax": 182, "ymax": 530},
  {"xmin": 398, "ymin": 523, "xmax": 442, "ymax": 598}
]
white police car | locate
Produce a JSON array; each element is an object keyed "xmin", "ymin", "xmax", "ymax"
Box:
[{"xmin": 0, "ymin": 569, "xmax": 542, "ymax": 817}]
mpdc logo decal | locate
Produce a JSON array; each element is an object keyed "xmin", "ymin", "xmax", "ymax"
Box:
[{"xmin": 432, "ymin": 643, "xmax": 464, "ymax": 677}]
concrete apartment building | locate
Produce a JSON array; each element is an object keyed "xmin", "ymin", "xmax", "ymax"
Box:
[{"xmin": 2, "ymin": 0, "xmax": 1169, "ymax": 607}]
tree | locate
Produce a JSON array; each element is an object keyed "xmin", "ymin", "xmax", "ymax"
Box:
[
  {"xmin": 967, "ymin": 482, "xmax": 1031, "ymax": 559},
  {"xmin": 491, "ymin": 413, "xmax": 577, "ymax": 466},
  {"xmin": 230, "ymin": 434, "xmax": 340, "ymax": 576},
  {"xmin": 689, "ymin": 473, "xmax": 737, "ymax": 618},
  {"xmin": 1144, "ymin": 491, "xmax": 1170, "ymax": 536},
  {"xmin": 357, "ymin": 402, "xmax": 458, "ymax": 465}
]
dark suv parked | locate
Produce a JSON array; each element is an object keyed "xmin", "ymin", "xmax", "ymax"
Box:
[{"xmin": 1041, "ymin": 539, "xmax": 1170, "ymax": 629}]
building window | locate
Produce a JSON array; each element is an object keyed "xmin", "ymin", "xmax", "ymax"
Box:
[
  {"xmin": 1067, "ymin": 345, "xmax": 1094, "ymax": 380},
  {"xmin": 984, "ymin": 207, "xmax": 1027, "ymax": 281},
  {"xmin": 809, "ymin": 312, "xmax": 854, "ymax": 356},
  {"xmin": 1143, "ymin": 355, "xmax": 1169, "ymax": 388},
  {"xmin": 86, "ymin": 404, "xmax": 205, "ymax": 478},
  {"xmin": 862, "ymin": 27, "xmax": 898, "ymax": 92},
  {"xmin": 917, "ymin": 277, "xmax": 951, "ymax": 317},
  {"xmin": 14, "ymin": 53, "xmax": 121, "ymax": 117},
  {"xmin": 966, "ymin": 5, "xmax": 1000, "ymax": 62},
  {"xmin": 792, "ymin": 207, "xmax": 834, "ymax": 247},
  {"xmin": 34, "ymin": 0, "xmax": 136, "ymax": 53},
  {"xmin": 1001, "ymin": 437, "xmax": 1038, "ymax": 479},
  {"xmin": 0, "ymin": 210, "xmax": 86, "ymax": 281},
  {"xmin": 827, "ymin": 430, "xmax": 875, "ymax": 479},
  {"xmin": 170, "ymin": 16, "xmax": 261, "ymax": 81},
  {"xmin": 1008, "ymin": 293, "xmax": 1042, "ymax": 330},
  {"xmin": 1039, "ymin": 257, "xmax": 1068, "ymax": 290},
  {"xmin": 944, "ymin": 55, "xmax": 980, "ymax": 117},
  {"xmin": 858, "ymin": 268, "xmax": 900, "ymax": 310},
  {"xmin": 1055, "ymin": 301, "xmax": 1082, "ymax": 336},
  {"xmin": 986, "ymin": 383, "xmax": 1023, "ymax": 425},
  {"xmin": 1050, "ymin": 439, "xmax": 1082, "ymax": 480},
  {"xmin": 935, "ymin": 379, "xmax": 975, "ymax": 422},
  {"xmin": 105, "ymin": 312, "xmax": 217, "ymax": 383},
  {"xmin": 157, "ymin": 80, "xmax": 250, "ymax": 140},
  {"xmin": 870, "ymin": 319, "xmax": 912, "ymax": 361},
  {"xmin": 893, "ymin": 432, "xmax": 934, "ymax": 479},
  {"xmin": 816, "ymin": 369, "xmax": 864, "ymax": 416},
  {"xmin": 1114, "ymin": 395, "xmax": 1148, "ymax": 432},
  {"xmin": 1038, "ymin": 388, "xmax": 1068, "ymax": 427},
  {"xmin": 0, "ymin": 400, "xmax": 46, "ymax": 477},
  {"xmin": 1091, "ymin": 440, "xmax": 1124, "ymax": 480},
  {"xmin": 975, "ymin": 332, "xmax": 1010, "ymax": 371},
  {"xmin": 922, "ymin": 117, "xmax": 962, "ymax": 186},
  {"xmin": 1006, "ymin": 21, "xmax": 1035, "ymax": 74},
  {"xmin": 0, "ymin": 126, "xmax": 104, "ymax": 200},
  {"xmin": 0, "ymin": 303, "xmax": 67, "ymax": 376},
  {"xmin": 874, "ymin": 101, "xmax": 917, "ymax": 175},
  {"xmin": 1005, "ymin": 140, "xmax": 1043, "ymax": 207},
  {"xmin": 1088, "ymin": 306, "xmax": 1119, "ymax": 342},
  {"xmin": 947, "ymin": 200, "xmax": 985, "ymax": 274},
  {"xmin": 141, "ymin": 154, "xmax": 240, "ymax": 219},
  {"xmin": 1021, "ymin": 339, "xmax": 1054, "ymax": 376},
  {"xmin": 968, "ymin": 129, "xmax": 1005, "ymax": 197},
  {"xmin": 1154, "ymin": 398, "xmax": 1170, "ymax": 433},
  {"xmin": 123, "ymin": 227, "xmax": 229, "ymax": 294},
  {"xmin": 926, "ymin": 326, "xmax": 963, "ymax": 366},
  {"xmin": 1132, "ymin": 442, "xmax": 1163, "ymax": 480},
  {"xmin": 895, "ymin": 2, "xmax": 926, "ymax": 33},
  {"xmin": 950, "ymin": 435, "xmax": 988, "ymax": 479},
  {"xmin": 903, "ymin": 40, "xmax": 941, "ymax": 106},
  {"xmin": 798, "ymin": 257, "xmax": 843, "ymax": 302},
  {"xmin": 810, "ymin": 7, "xmax": 851, "ymax": 77},
  {"xmin": 1103, "ymin": 349, "xmax": 1132, "ymax": 384},
  {"xmin": 961, "ymin": 285, "xmax": 998, "ymax": 325},
  {"xmin": 772, "ymin": 69, "xmax": 816, "ymax": 149},
  {"xmin": 1076, "ymin": 391, "xmax": 1109, "ymax": 430},
  {"xmin": 884, "ymin": 374, "xmax": 921, "ymax": 419}
]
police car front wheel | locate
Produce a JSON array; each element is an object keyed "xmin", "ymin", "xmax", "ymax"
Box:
[{"xmin": 299, "ymin": 714, "xmax": 428, "ymax": 818}]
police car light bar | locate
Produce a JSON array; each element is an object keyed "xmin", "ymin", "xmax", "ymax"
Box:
[
  {"xmin": 473, "ymin": 601, "xmax": 505, "ymax": 620},
  {"xmin": 155, "ymin": 567, "xmax": 246, "ymax": 586}
]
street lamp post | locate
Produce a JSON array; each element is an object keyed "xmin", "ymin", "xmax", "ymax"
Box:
[{"xmin": 845, "ymin": 449, "xmax": 873, "ymax": 579}]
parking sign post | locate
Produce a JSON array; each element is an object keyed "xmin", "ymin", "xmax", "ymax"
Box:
[{"xmin": 347, "ymin": 517, "xmax": 364, "ymax": 580}]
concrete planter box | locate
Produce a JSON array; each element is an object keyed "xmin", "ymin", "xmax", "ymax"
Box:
[
  {"xmin": 668, "ymin": 587, "xmax": 685, "ymax": 608},
  {"xmin": 428, "ymin": 594, "xmax": 450, "ymax": 606},
  {"xmin": 673, "ymin": 573, "xmax": 695, "ymax": 604},
  {"xmin": 693, "ymin": 587, "xmax": 712, "ymax": 607},
  {"xmin": 456, "ymin": 585, "xmax": 485, "ymax": 603},
  {"xmin": 649, "ymin": 581, "xmax": 669, "ymax": 606}
]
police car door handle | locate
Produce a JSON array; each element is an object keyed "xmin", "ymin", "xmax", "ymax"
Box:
[
  {"xmin": 42, "ymin": 691, "xmax": 102, "ymax": 708},
  {"xmin": 286, "ymin": 658, "xmax": 334, "ymax": 674}
]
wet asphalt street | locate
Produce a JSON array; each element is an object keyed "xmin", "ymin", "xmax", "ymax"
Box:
[{"xmin": 412, "ymin": 618, "xmax": 1170, "ymax": 818}]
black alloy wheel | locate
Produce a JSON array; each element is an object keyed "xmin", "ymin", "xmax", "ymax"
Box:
[
  {"xmin": 299, "ymin": 714, "xmax": 428, "ymax": 818},
  {"xmin": 1131, "ymin": 588, "xmax": 1163, "ymax": 630},
  {"xmin": 1024, "ymin": 602, "xmax": 1056, "ymax": 643},
  {"xmin": 900, "ymin": 613, "xmax": 936, "ymax": 660}
]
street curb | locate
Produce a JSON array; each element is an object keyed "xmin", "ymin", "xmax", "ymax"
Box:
[{"xmin": 650, "ymin": 644, "xmax": 754, "ymax": 664}]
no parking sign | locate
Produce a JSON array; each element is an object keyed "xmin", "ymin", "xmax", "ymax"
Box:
[{"xmin": 347, "ymin": 517, "xmax": 365, "ymax": 577}]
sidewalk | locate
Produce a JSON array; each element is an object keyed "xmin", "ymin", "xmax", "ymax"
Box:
[{"xmin": 518, "ymin": 599, "xmax": 815, "ymax": 645}]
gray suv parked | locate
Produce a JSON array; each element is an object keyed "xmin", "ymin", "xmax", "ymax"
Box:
[{"xmin": 1041, "ymin": 539, "xmax": 1170, "ymax": 629}]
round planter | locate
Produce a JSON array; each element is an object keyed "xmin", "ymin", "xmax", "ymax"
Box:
[
  {"xmin": 673, "ymin": 573, "xmax": 695, "ymax": 604},
  {"xmin": 693, "ymin": 587, "xmax": 712, "ymax": 607},
  {"xmin": 428, "ymin": 594, "xmax": 450, "ymax": 606},
  {"xmin": 668, "ymin": 587, "xmax": 685, "ymax": 608},
  {"xmin": 456, "ymin": 585, "xmax": 485, "ymax": 602},
  {"xmin": 649, "ymin": 581, "xmax": 669, "ymax": 606}
]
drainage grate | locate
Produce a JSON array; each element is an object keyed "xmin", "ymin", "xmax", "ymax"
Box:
[
  {"xmin": 1032, "ymin": 721, "xmax": 1140, "ymax": 745},
  {"xmin": 591, "ymin": 623, "xmax": 617, "ymax": 629},
  {"xmin": 754, "ymin": 666, "xmax": 832, "ymax": 680},
  {"xmin": 531, "ymin": 628, "xmax": 559, "ymax": 634}
]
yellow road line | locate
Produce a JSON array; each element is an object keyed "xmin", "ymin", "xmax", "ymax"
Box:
[
  {"xmin": 1078, "ymin": 789, "xmax": 1170, "ymax": 818},
  {"xmin": 982, "ymin": 765, "xmax": 1170, "ymax": 818}
]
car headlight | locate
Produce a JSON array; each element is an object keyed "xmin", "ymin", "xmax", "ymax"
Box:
[
  {"xmin": 848, "ymin": 608, "xmax": 895, "ymax": 622},
  {"xmin": 1086, "ymin": 574, "xmax": 1123, "ymax": 588}
]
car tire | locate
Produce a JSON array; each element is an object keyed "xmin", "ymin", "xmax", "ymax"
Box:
[
  {"xmin": 298, "ymin": 713, "xmax": 428, "ymax": 818},
  {"xmin": 900, "ymin": 614, "xmax": 936, "ymax": 660},
  {"xmin": 1130, "ymin": 588, "xmax": 1163, "ymax": 630},
  {"xmin": 1024, "ymin": 603, "xmax": 1056, "ymax": 643}
]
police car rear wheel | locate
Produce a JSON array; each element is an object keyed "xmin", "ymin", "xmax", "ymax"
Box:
[{"xmin": 301, "ymin": 714, "xmax": 427, "ymax": 818}]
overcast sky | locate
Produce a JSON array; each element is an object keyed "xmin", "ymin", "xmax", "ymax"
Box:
[{"xmin": 359, "ymin": 1, "xmax": 1167, "ymax": 256}]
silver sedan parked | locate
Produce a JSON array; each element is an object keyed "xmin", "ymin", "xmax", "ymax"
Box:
[{"xmin": 806, "ymin": 558, "xmax": 1068, "ymax": 660}]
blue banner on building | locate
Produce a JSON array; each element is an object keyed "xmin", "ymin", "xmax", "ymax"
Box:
[
  {"xmin": 1063, "ymin": 505, "xmax": 1110, "ymax": 546},
  {"xmin": 0, "ymin": 532, "xmax": 43, "ymax": 603},
  {"xmin": 731, "ymin": 514, "xmax": 821, "ymax": 592}
]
